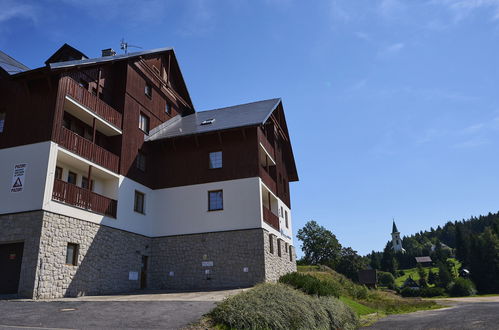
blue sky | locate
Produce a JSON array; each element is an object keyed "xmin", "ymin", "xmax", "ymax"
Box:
[{"xmin": 2, "ymin": 0, "xmax": 499, "ymax": 255}]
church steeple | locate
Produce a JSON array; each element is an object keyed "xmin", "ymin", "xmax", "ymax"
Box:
[
  {"xmin": 392, "ymin": 220, "xmax": 399, "ymax": 234},
  {"xmin": 391, "ymin": 219, "xmax": 405, "ymax": 253}
]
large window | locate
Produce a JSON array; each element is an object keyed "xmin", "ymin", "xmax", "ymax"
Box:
[
  {"xmin": 208, "ymin": 190, "xmax": 223, "ymax": 211},
  {"xmin": 136, "ymin": 151, "xmax": 147, "ymax": 172},
  {"xmin": 134, "ymin": 191, "xmax": 145, "ymax": 214},
  {"xmin": 55, "ymin": 166, "xmax": 63, "ymax": 180},
  {"xmin": 66, "ymin": 243, "xmax": 79, "ymax": 266},
  {"xmin": 139, "ymin": 113, "xmax": 150, "ymax": 134},
  {"xmin": 0, "ymin": 112, "xmax": 5, "ymax": 133},
  {"xmin": 209, "ymin": 151, "xmax": 222, "ymax": 169},
  {"xmin": 81, "ymin": 177, "xmax": 94, "ymax": 191}
]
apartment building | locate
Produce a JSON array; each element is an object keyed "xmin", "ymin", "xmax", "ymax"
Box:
[{"xmin": 0, "ymin": 44, "xmax": 298, "ymax": 298}]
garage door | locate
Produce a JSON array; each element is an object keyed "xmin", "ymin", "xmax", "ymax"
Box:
[{"xmin": 0, "ymin": 242, "xmax": 24, "ymax": 294}]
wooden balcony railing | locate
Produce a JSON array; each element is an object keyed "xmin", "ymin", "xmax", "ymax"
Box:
[
  {"xmin": 61, "ymin": 76, "xmax": 122, "ymax": 129},
  {"xmin": 52, "ymin": 179, "xmax": 117, "ymax": 218},
  {"xmin": 259, "ymin": 134, "xmax": 275, "ymax": 160},
  {"xmin": 263, "ymin": 206, "xmax": 280, "ymax": 231},
  {"xmin": 260, "ymin": 165, "xmax": 277, "ymax": 193},
  {"xmin": 58, "ymin": 126, "xmax": 119, "ymax": 173}
]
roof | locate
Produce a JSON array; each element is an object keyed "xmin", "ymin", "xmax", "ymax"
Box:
[
  {"xmin": 415, "ymin": 256, "xmax": 432, "ymax": 263},
  {"xmin": 392, "ymin": 220, "xmax": 399, "ymax": 233},
  {"xmin": 49, "ymin": 47, "xmax": 173, "ymax": 69},
  {"xmin": 0, "ymin": 50, "xmax": 30, "ymax": 75},
  {"xmin": 45, "ymin": 43, "xmax": 88, "ymax": 65},
  {"xmin": 146, "ymin": 98, "xmax": 281, "ymax": 142}
]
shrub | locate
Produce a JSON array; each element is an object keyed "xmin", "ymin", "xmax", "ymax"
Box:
[
  {"xmin": 450, "ymin": 278, "xmax": 476, "ymax": 297},
  {"xmin": 279, "ymin": 272, "xmax": 340, "ymax": 297},
  {"xmin": 400, "ymin": 287, "xmax": 420, "ymax": 297},
  {"xmin": 378, "ymin": 271, "xmax": 395, "ymax": 289},
  {"xmin": 398, "ymin": 270, "xmax": 405, "ymax": 277},
  {"xmin": 420, "ymin": 287, "xmax": 446, "ymax": 297},
  {"xmin": 210, "ymin": 283, "xmax": 359, "ymax": 330}
]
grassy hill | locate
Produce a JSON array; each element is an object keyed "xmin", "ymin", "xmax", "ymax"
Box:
[
  {"xmin": 394, "ymin": 258, "xmax": 461, "ymax": 287},
  {"xmin": 297, "ymin": 265, "xmax": 440, "ymax": 326}
]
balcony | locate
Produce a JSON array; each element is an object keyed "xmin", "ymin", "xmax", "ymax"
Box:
[
  {"xmin": 259, "ymin": 165, "xmax": 276, "ymax": 193},
  {"xmin": 60, "ymin": 76, "xmax": 122, "ymax": 130},
  {"xmin": 58, "ymin": 126, "xmax": 119, "ymax": 173},
  {"xmin": 52, "ymin": 179, "xmax": 117, "ymax": 218},
  {"xmin": 263, "ymin": 206, "xmax": 279, "ymax": 231}
]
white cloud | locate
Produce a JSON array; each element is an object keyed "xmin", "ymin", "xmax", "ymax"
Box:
[
  {"xmin": 430, "ymin": 0, "xmax": 499, "ymax": 21},
  {"xmin": 378, "ymin": 42, "xmax": 405, "ymax": 57},
  {"xmin": 0, "ymin": 0, "xmax": 38, "ymax": 24}
]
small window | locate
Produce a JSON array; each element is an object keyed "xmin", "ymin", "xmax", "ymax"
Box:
[
  {"xmin": 136, "ymin": 151, "xmax": 147, "ymax": 172},
  {"xmin": 289, "ymin": 245, "xmax": 293, "ymax": 261},
  {"xmin": 55, "ymin": 166, "xmax": 63, "ymax": 180},
  {"xmin": 285, "ymin": 211, "xmax": 289, "ymax": 228},
  {"xmin": 134, "ymin": 191, "xmax": 145, "ymax": 214},
  {"xmin": 208, "ymin": 190, "xmax": 223, "ymax": 211},
  {"xmin": 144, "ymin": 83, "xmax": 152, "ymax": 98},
  {"xmin": 81, "ymin": 177, "xmax": 94, "ymax": 191},
  {"xmin": 67, "ymin": 171, "xmax": 77, "ymax": 185},
  {"xmin": 280, "ymin": 206, "xmax": 283, "ymax": 218},
  {"xmin": 166, "ymin": 102, "xmax": 172, "ymax": 115},
  {"xmin": 269, "ymin": 234, "xmax": 274, "ymax": 254},
  {"xmin": 201, "ymin": 118, "xmax": 215, "ymax": 125},
  {"xmin": 209, "ymin": 151, "xmax": 222, "ymax": 169},
  {"xmin": 66, "ymin": 243, "xmax": 79, "ymax": 266},
  {"xmin": 277, "ymin": 239, "xmax": 282, "ymax": 257},
  {"xmin": 0, "ymin": 112, "xmax": 5, "ymax": 133},
  {"xmin": 139, "ymin": 113, "xmax": 150, "ymax": 134},
  {"xmin": 285, "ymin": 242, "xmax": 288, "ymax": 254}
]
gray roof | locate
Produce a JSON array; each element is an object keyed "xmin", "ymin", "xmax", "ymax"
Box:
[
  {"xmin": 415, "ymin": 256, "xmax": 432, "ymax": 263},
  {"xmin": 0, "ymin": 50, "xmax": 30, "ymax": 75},
  {"xmin": 147, "ymin": 98, "xmax": 281, "ymax": 141},
  {"xmin": 49, "ymin": 47, "xmax": 172, "ymax": 69}
]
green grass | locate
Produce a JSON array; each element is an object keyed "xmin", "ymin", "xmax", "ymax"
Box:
[
  {"xmin": 394, "ymin": 267, "xmax": 439, "ymax": 287},
  {"xmin": 340, "ymin": 296, "xmax": 377, "ymax": 315}
]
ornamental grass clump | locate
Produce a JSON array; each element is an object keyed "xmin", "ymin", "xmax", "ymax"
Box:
[{"xmin": 209, "ymin": 283, "xmax": 358, "ymax": 330}]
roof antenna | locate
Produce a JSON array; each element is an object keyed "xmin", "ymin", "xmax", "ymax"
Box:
[{"xmin": 120, "ymin": 38, "xmax": 143, "ymax": 54}]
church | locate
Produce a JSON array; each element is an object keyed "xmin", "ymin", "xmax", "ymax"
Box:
[{"xmin": 391, "ymin": 220, "xmax": 406, "ymax": 253}]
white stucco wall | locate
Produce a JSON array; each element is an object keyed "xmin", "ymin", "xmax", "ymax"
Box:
[
  {"xmin": 0, "ymin": 142, "xmax": 53, "ymax": 214},
  {"xmin": 152, "ymin": 177, "xmax": 263, "ymax": 236}
]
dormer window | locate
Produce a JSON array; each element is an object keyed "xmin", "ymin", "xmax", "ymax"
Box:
[{"xmin": 201, "ymin": 118, "xmax": 215, "ymax": 125}]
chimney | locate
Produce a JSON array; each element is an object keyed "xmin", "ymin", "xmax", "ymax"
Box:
[{"xmin": 101, "ymin": 48, "xmax": 116, "ymax": 57}]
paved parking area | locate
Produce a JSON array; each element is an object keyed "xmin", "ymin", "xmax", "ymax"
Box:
[{"xmin": 0, "ymin": 289, "xmax": 246, "ymax": 329}]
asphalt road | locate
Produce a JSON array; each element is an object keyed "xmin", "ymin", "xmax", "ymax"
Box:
[
  {"xmin": 366, "ymin": 297, "xmax": 499, "ymax": 330},
  {"xmin": 0, "ymin": 300, "xmax": 215, "ymax": 329}
]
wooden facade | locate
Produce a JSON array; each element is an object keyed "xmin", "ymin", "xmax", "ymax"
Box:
[{"xmin": 0, "ymin": 44, "xmax": 297, "ymax": 212}]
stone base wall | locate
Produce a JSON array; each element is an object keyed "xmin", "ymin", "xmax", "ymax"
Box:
[
  {"xmin": 1, "ymin": 211, "xmax": 296, "ymax": 299},
  {"xmin": 35, "ymin": 212, "xmax": 150, "ymax": 299},
  {"xmin": 264, "ymin": 230, "xmax": 297, "ymax": 282},
  {"xmin": 149, "ymin": 229, "xmax": 266, "ymax": 290},
  {"xmin": 0, "ymin": 211, "xmax": 44, "ymax": 298}
]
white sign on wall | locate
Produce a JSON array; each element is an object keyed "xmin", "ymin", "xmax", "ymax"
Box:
[
  {"xmin": 202, "ymin": 261, "xmax": 213, "ymax": 267},
  {"xmin": 10, "ymin": 163, "xmax": 27, "ymax": 193},
  {"xmin": 128, "ymin": 271, "xmax": 139, "ymax": 281}
]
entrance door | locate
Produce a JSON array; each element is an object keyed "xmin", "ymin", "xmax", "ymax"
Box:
[
  {"xmin": 0, "ymin": 242, "xmax": 24, "ymax": 294},
  {"xmin": 140, "ymin": 255, "xmax": 148, "ymax": 289}
]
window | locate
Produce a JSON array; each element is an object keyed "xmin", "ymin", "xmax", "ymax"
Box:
[
  {"xmin": 208, "ymin": 190, "xmax": 223, "ymax": 211},
  {"xmin": 55, "ymin": 166, "xmax": 63, "ymax": 180},
  {"xmin": 139, "ymin": 113, "xmax": 150, "ymax": 134},
  {"xmin": 66, "ymin": 243, "xmax": 79, "ymax": 266},
  {"xmin": 134, "ymin": 191, "xmax": 145, "ymax": 214},
  {"xmin": 166, "ymin": 102, "xmax": 172, "ymax": 115},
  {"xmin": 67, "ymin": 171, "xmax": 77, "ymax": 185},
  {"xmin": 277, "ymin": 239, "xmax": 282, "ymax": 257},
  {"xmin": 285, "ymin": 211, "xmax": 289, "ymax": 228},
  {"xmin": 0, "ymin": 112, "xmax": 5, "ymax": 133},
  {"xmin": 289, "ymin": 246, "xmax": 293, "ymax": 261},
  {"xmin": 269, "ymin": 234, "xmax": 274, "ymax": 254},
  {"xmin": 201, "ymin": 118, "xmax": 215, "ymax": 125},
  {"xmin": 144, "ymin": 83, "xmax": 152, "ymax": 98},
  {"xmin": 285, "ymin": 242, "xmax": 288, "ymax": 254},
  {"xmin": 136, "ymin": 151, "xmax": 147, "ymax": 172},
  {"xmin": 280, "ymin": 206, "xmax": 283, "ymax": 218},
  {"xmin": 81, "ymin": 177, "xmax": 94, "ymax": 191},
  {"xmin": 209, "ymin": 151, "xmax": 222, "ymax": 169}
]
